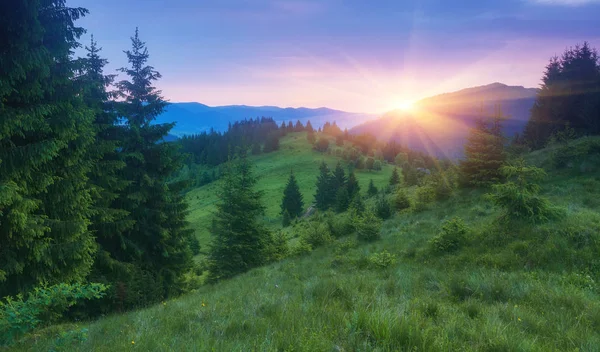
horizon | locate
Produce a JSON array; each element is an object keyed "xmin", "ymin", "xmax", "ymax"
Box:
[{"xmin": 73, "ymin": 0, "xmax": 600, "ymax": 112}]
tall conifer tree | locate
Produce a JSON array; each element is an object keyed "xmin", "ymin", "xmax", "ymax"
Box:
[
  {"xmin": 114, "ymin": 28, "xmax": 193, "ymax": 297},
  {"xmin": 208, "ymin": 154, "xmax": 270, "ymax": 281},
  {"xmin": 314, "ymin": 162, "xmax": 335, "ymax": 210},
  {"xmin": 0, "ymin": 0, "xmax": 96, "ymax": 296}
]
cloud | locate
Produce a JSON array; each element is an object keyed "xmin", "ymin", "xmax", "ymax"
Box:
[{"xmin": 529, "ymin": 0, "xmax": 600, "ymax": 5}]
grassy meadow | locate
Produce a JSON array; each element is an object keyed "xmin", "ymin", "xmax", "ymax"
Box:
[
  {"xmin": 186, "ymin": 132, "xmax": 394, "ymax": 247},
  {"xmin": 11, "ymin": 137, "xmax": 600, "ymax": 351}
]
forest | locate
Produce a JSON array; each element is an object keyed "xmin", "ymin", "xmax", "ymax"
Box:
[{"xmin": 2, "ymin": 1, "xmax": 600, "ymax": 350}]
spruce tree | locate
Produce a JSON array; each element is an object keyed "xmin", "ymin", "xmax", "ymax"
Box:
[
  {"xmin": 346, "ymin": 170, "xmax": 360, "ymax": 198},
  {"xmin": 208, "ymin": 154, "xmax": 270, "ymax": 281},
  {"xmin": 295, "ymin": 120, "xmax": 304, "ymax": 132},
  {"xmin": 281, "ymin": 171, "xmax": 304, "ymax": 219},
  {"xmin": 307, "ymin": 129, "xmax": 316, "ymax": 143},
  {"xmin": 0, "ymin": 0, "xmax": 96, "ymax": 296},
  {"xmin": 389, "ymin": 167, "xmax": 400, "ymax": 186},
  {"xmin": 114, "ymin": 28, "xmax": 193, "ymax": 297},
  {"xmin": 335, "ymin": 187, "xmax": 350, "ymax": 212},
  {"xmin": 367, "ymin": 179, "xmax": 378, "ymax": 197},
  {"xmin": 79, "ymin": 36, "xmax": 134, "ymax": 289},
  {"xmin": 314, "ymin": 162, "xmax": 335, "ymax": 210},
  {"xmin": 459, "ymin": 111, "xmax": 506, "ymax": 187},
  {"xmin": 305, "ymin": 120, "xmax": 314, "ymax": 132},
  {"xmin": 332, "ymin": 162, "xmax": 347, "ymax": 193}
]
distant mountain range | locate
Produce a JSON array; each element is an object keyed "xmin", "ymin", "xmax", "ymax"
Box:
[
  {"xmin": 350, "ymin": 83, "xmax": 539, "ymax": 159},
  {"xmin": 156, "ymin": 102, "xmax": 375, "ymax": 136}
]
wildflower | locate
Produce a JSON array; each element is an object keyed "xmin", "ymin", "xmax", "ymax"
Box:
[
  {"xmin": 514, "ymin": 305, "xmax": 518, "ymax": 308},
  {"xmin": 202, "ymin": 302, "xmax": 206, "ymax": 307},
  {"xmin": 132, "ymin": 340, "xmax": 135, "ymax": 345},
  {"xmin": 518, "ymin": 318, "xmax": 522, "ymax": 322}
]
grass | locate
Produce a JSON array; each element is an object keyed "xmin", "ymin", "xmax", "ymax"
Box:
[
  {"xmin": 186, "ymin": 132, "xmax": 394, "ymax": 248},
  {"xmin": 11, "ymin": 137, "xmax": 600, "ymax": 352}
]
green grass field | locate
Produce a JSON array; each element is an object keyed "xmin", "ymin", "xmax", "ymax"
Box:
[
  {"xmin": 186, "ymin": 132, "xmax": 394, "ymax": 248},
  {"xmin": 12, "ymin": 137, "xmax": 600, "ymax": 351}
]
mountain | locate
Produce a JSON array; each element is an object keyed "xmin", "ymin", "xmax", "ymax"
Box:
[
  {"xmin": 350, "ymin": 83, "xmax": 538, "ymax": 159},
  {"xmin": 156, "ymin": 103, "xmax": 375, "ymax": 137}
]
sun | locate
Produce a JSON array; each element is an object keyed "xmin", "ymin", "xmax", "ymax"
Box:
[{"xmin": 397, "ymin": 100, "xmax": 415, "ymax": 111}]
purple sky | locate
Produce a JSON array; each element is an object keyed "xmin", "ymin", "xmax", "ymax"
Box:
[{"xmin": 72, "ymin": 0, "xmax": 600, "ymax": 113}]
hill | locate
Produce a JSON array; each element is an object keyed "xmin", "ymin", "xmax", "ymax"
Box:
[
  {"xmin": 351, "ymin": 83, "xmax": 538, "ymax": 159},
  {"xmin": 185, "ymin": 132, "xmax": 395, "ymax": 247},
  {"xmin": 14, "ymin": 136, "xmax": 600, "ymax": 351},
  {"xmin": 155, "ymin": 103, "xmax": 375, "ymax": 136}
]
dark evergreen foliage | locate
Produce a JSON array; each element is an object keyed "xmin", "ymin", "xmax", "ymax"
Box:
[
  {"xmin": 389, "ymin": 167, "xmax": 401, "ymax": 186},
  {"xmin": 346, "ymin": 171, "xmax": 360, "ymax": 198},
  {"xmin": 524, "ymin": 43, "xmax": 600, "ymax": 149},
  {"xmin": 208, "ymin": 155, "xmax": 271, "ymax": 282},
  {"xmin": 0, "ymin": 0, "xmax": 96, "ymax": 296},
  {"xmin": 367, "ymin": 179, "xmax": 378, "ymax": 197},
  {"xmin": 459, "ymin": 109, "xmax": 506, "ymax": 187},
  {"xmin": 281, "ymin": 171, "xmax": 304, "ymax": 219},
  {"xmin": 263, "ymin": 132, "xmax": 281, "ymax": 153},
  {"xmin": 112, "ymin": 28, "xmax": 193, "ymax": 299},
  {"xmin": 314, "ymin": 162, "xmax": 335, "ymax": 210},
  {"xmin": 314, "ymin": 137, "xmax": 329, "ymax": 152}
]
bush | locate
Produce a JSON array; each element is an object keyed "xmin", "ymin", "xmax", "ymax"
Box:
[
  {"xmin": 368, "ymin": 250, "xmax": 397, "ymax": 269},
  {"xmin": 355, "ymin": 211, "xmax": 382, "ymax": 242},
  {"xmin": 188, "ymin": 235, "xmax": 201, "ymax": 255},
  {"xmin": 327, "ymin": 213, "xmax": 355, "ymax": 238},
  {"xmin": 375, "ymin": 194, "xmax": 392, "ymax": 219},
  {"xmin": 487, "ymin": 159, "xmax": 562, "ymax": 223},
  {"xmin": 300, "ymin": 221, "xmax": 333, "ymax": 248},
  {"xmin": 429, "ymin": 217, "xmax": 468, "ymax": 254},
  {"xmin": 394, "ymin": 189, "xmax": 411, "ymax": 211},
  {"xmin": 431, "ymin": 171, "xmax": 456, "ymax": 201},
  {"xmin": 414, "ymin": 186, "xmax": 435, "ymax": 212},
  {"xmin": 265, "ymin": 231, "xmax": 289, "ymax": 262},
  {"xmin": 290, "ymin": 241, "xmax": 313, "ymax": 256},
  {"xmin": 313, "ymin": 137, "xmax": 329, "ymax": 152},
  {"xmin": 0, "ymin": 283, "xmax": 107, "ymax": 346}
]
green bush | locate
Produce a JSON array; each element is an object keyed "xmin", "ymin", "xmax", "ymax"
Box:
[
  {"xmin": 551, "ymin": 137, "xmax": 600, "ymax": 170},
  {"xmin": 429, "ymin": 217, "xmax": 468, "ymax": 254},
  {"xmin": 300, "ymin": 221, "xmax": 333, "ymax": 248},
  {"xmin": 290, "ymin": 241, "xmax": 313, "ymax": 256},
  {"xmin": 265, "ymin": 231, "xmax": 289, "ymax": 262},
  {"xmin": 414, "ymin": 186, "xmax": 435, "ymax": 212},
  {"xmin": 393, "ymin": 189, "xmax": 411, "ymax": 211},
  {"xmin": 368, "ymin": 250, "xmax": 397, "ymax": 269},
  {"xmin": 355, "ymin": 211, "xmax": 382, "ymax": 242},
  {"xmin": 487, "ymin": 159, "xmax": 562, "ymax": 223},
  {"xmin": 326, "ymin": 212, "xmax": 355, "ymax": 238},
  {"xmin": 0, "ymin": 283, "xmax": 107, "ymax": 346}
]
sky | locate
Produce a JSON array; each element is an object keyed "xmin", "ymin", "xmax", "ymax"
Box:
[{"xmin": 72, "ymin": 0, "xmax": 600, "ymax": 113}]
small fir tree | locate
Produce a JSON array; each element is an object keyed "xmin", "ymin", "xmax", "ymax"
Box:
[
  {"xmin": 281, "ymin": 171, "xmax": 304, "ymax": 219},
  {"xmin": 389, "ymin": 167, "xmax": 401, "ymax": 186},
  {"xmin": 367, "ymin": 179, "xmax": 378, "ymax": 197},
  {"xmin": 314, "ymin": 162, "xmax": 335, "ymax": 210}
]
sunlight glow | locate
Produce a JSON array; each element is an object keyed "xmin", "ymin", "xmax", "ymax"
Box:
[{"xmin": 397, "ymin": 100, "xmax": 415, "ymax": 111}]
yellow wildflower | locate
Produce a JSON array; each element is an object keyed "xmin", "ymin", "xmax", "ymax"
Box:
[{"xmin": 132, "ymin": 340, "xmax": 135, "ymax": 345}]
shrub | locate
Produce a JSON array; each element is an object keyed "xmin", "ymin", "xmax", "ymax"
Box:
[
  {"xmin": 355, "ymin": 211, "xmax": 382, "ymax": 242},
  {"xmin": 313, "ymin": 137, "xmax": 330, "ymax": 152},
  {"xmin": 368, "ymin": 250, "xmax": 397, "ymax": 269},
  {"xmin": 429, "ymin": 217, "xmax": 468, "ymax": 254},
  {"xmin": 334, "ymin": 239, "xmax": 359, "ymax": 254},
  {"xmin": 0, "ymin": 283, "xmax": 107, "ymax": 346},
  {"xmin": 430, "ymin": 171, "xmax": 456, "ymax": 201},
  {"xmin": 414, "ymin": 186, "xmax": 435, "ymax": 212},
  {"xmin": 327, "ymin": 213, "xmax": 355, "ymax": 238},
  {"xmin": 375, "ymin": 194, "xmax": 392, "ymax": 219},
  {"xmin": 393, "ymin": 189, "xmax": 411, "ymax": 211},
  {"xmin": 301, "ymin": 221, "xmax": 333, "ymax": 248},
  {"xmin": 265, "ymin": 231, "xmax": 289, "ymax": 262},
  {"xmin": 487, "ymin": 159, "xmax": 562, "ymax": 223},
  {"xmin": 290, "ymin": 241, "xmax": 313, "ymax": 256}
]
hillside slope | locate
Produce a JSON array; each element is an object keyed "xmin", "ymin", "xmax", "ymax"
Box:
[
  {"xmin": 185, "ymin": 132, "xmax": 394, "ymax": 246},
  {"xmin": 15, "ymin": 137, "xmax": 600, "ymax": 351},
  {"xmin": 351, "ymin": 83, "xmax": 538, "ymax": 159}
]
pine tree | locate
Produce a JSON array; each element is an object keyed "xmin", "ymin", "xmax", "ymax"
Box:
[
  {"xmin": 314, "ymin": 162, "xmax": 335, "ymax": 210},
  {"xmin": 79, "ymin": 36, "xmax": 134, "ymax": 290},
  {"xmin": 307, "ymin": 129, "xmax": 316, "ymax": 143},
  {"xmin": 335, "ymin": 187, "xmax": 350, "ymax": 212},
  {"xmin": 0, "ymin": 0, "xmax": 96, "ymax": 296},
  {"xmin": 306, "ymin": 120, "xmax": 314, "ymax": 132},
  {"xmin": 346, "ymin": 171, "xmax": 360, "ymax": 198},
  {"xmin": 367, "ymin": 179, "xmax": 378, "ymax": 197},
  {"xmin": 281, "ymin": 171, "xmax": 304, "ymax": 218},
  {"xmin": 114, "ymin": 28, "xmax": 193, "ymax": 298},
  {"xmin": 459, "ymin": 110, "xmax": 506, "ymax": 187},
  {"xmin": 389, "ymin": 167, "xmax": 400, "ymax": 186},
  {"xmin": 208, "ymin": 155, "xmax": 270, "ymax": 281},
  {"xmin": 332, "ymin": 162, "xmax": 347, "ymax": 193},
  {"xmin": 295, "ymin": 120, "xmax": 304, "ymax": 132}
]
